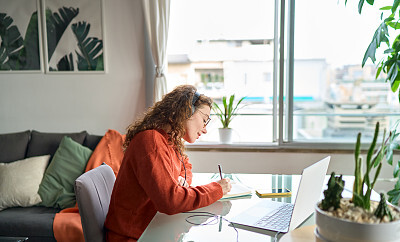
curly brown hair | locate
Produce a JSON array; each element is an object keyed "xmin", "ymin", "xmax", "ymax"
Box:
[{"xmin": 123, "ymin": 85, "xmax": 212, "ymax": 154}]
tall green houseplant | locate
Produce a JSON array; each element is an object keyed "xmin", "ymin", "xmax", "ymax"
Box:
[
  {"xmin": 349, "ymin": 0, "xmax": 400, "ymax": 101},
  {"xmin": 346, "ymin": 0, "xmax": 400, "ymax": 204},
  {"xmin": 212, "ymin": 94, "xmax": 245, "ymax": 129}
]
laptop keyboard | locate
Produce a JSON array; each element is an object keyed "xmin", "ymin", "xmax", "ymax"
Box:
[{"xmin": 253, "ymin": 203, "xmax": 294, "ymax": 231}]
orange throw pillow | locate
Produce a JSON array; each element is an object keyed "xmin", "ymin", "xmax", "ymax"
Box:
[
  {"xmin": 85, "ymin": 129, "xmax": 126, "ymax": 175},
  {"xmin": 53, "ymin": 129, "xmax": 125, "ymax": 242}
]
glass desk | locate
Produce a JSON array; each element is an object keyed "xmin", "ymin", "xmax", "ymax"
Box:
[{"xmin": 138, "ymin": 173, "xmax": 362, "ymax": 242}]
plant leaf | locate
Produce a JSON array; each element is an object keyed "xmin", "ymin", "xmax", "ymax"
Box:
[
  {"xmin": 389, "ymin": 193, "xmax": 400, "ymax": 204},
  {"xmin": 388, "ymin": 61, "xmax": 396, "ymax": 77},
  {"xmin": 95, "ymin": 54, "xmax": 104, "ymax": 70},
  {"xmin": 46, "ymin": 7, "xmax": 79, "ymax": 61},
  {"xmin": 71, "ymin": 22, "xmax": 104, "ymax": 71},
  {"xmin": 387, "ymin": 21, "xmax": 400, "ymax": 29},
  {"xmin": 222, "ymin": 96, "xmax": 228, "ymax": 127},
  {"xmin": 376, "ymin": 64, "xmax": 383, "ymax": 78},
  {"xmin": 0, "ymin": 46, "xmax": 9, "ymax": 69},
  {"xmin": 225, "ymin": 94, "xmax": 233, "ymax": 125},
  {"xmin": 371, "ymin": 162, "xmax": 382, "ymax": 195},
  {"xmin": 354, "ymin": 132, "xmax": 363, "ymax": 202},
  {"xmin": 56, "ymin": 53, "xmax": 74, "ymax": 71},
  {"xmin": 394, "ymin": 161, "xmax": 400, "ymax": 177},
  {"xmin": 367, "ymin": 122, "xmax": 380, "ymax": 169},
  {"xmin": 212, "ymin": 102, "xmax": 226, "ymax": 128},
  {"xmin": 358, "ymin": 0, "xmax": 365, "ymax": 14},
  {"xmin": 385, "ymin": 16, "xmax": 396, "ymax": 23},
  {"xmin": 372, "ymin": 146, "xmax": 384, "ymax": 167},
  {"xmin": 21, "ymin": 11, "xmax": 40, "ymax": 70},
  {"xmin": 387, "ymin": 145, "xmax": 394, "ymax": 165},
  {"xmin": 0, "ymin": 13, "xmax": 24, "ymax": 70},
  {"xmin": 212, "ymin": 95, "xmax": 246, "ymax": 128},
  {"xmin": 393, "ymin": 0, "xmax": 400, "ymax": 13},
  {"xmin": 384, "ymin": 48, "xmax": 394, "ymax": 54},
  {"xmin": 391, "ymin": 80, "xmax": 400, "ymax": 92},
  {"xmin": 395, "ymin": 177, "xmax": 400, "ymax": 189},
  {"xmin": 363, "ymin": 22, "xmax": 389, "ymax": 66},
  {"xmin": 362, "ymin": 36, "xmax": 377, "ymax": 66},
  {"xmin": 380, "ymin": 6, "xmax": 392, "ymax": 11},
  {"xmin": 387, "ymin": 188, "xmax": 400, "ymax": 196},
  {"xmin": 390, "ymin": 63, "xmax": 399, "ymax": 88}
]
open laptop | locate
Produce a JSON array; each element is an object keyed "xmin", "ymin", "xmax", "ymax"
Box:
[{"xmin": 230, "ymin": 156, "xmax": 330, "ymax": 233}]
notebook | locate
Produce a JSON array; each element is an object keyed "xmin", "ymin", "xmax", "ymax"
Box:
[
  {"xmin": 220, "ymin": 182, "xmax": 252, "ymax": 200},
  {"xmin": 230, "ymin": 156, "xmax": 330, "ymax": 233}
]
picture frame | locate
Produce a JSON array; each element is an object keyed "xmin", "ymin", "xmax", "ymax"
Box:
[
  {"xmin": 0, "ymin": 0, "xmax": 44, "ymax": 73},
  {"xmin": 41, "ymin": 0, "xmax": 106, "ymax": 73}
]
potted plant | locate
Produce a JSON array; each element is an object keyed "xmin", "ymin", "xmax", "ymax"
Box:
[
  {"xmin": 212, "ymin": 94, "xmax": 245, "ymax": 144},
  {"xmin": 315, "ymin": 122, "xmax": 400, "ymax": 241},
  {"xmin": 346, "ymin": 0, "xmax": 400, "ymax": 206}
]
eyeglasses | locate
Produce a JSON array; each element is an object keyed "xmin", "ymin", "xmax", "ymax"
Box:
[{"xmin": 197, "ymin": 110, "xmax": 211, "ymax": 128}]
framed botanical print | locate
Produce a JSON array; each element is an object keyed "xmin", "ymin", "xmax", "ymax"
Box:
[
  {"xmin": 0, "ymin": 0, "xmax": 43, "ymax": 72},
  {"xmin": 42, "ymin": 0, "xmax": 106, "ymax": 73}
]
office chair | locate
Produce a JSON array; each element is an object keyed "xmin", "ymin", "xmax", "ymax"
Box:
[{"xmin": 74, "ymin": 164, "xmax": 115, "ymax": 242}]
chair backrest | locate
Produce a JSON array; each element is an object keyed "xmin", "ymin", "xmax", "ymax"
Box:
[{"xmin": 74, "ymin": 164, "xmax": 115, "ymax": 242}]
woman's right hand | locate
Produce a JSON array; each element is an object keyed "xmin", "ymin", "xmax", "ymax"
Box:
[{"xmin": 216, "ymin": 178, "xmax": 232, "ymax": 195}]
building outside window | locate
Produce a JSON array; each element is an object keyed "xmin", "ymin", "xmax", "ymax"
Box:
[{"xmin": 167, "ymin": 0, "xmax": 400, "ymax": 146}]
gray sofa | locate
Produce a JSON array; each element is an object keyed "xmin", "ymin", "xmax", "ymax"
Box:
[{"xmin": 0, "ymin": 130, "xmax": 103, "ymax": 242}]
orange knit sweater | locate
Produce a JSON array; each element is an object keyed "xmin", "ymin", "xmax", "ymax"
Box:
[{"xmin": 104, "ymin": 129, "xmax": 223, "ymax": 240}]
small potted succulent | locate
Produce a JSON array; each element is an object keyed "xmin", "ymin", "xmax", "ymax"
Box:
[
  {"xmin": 212, "ymin": 94, "xmax": 245, "ymax": 144},
  {"xmin": 315, "ymin": 122, "xmax": 400, "ymax": 241}
]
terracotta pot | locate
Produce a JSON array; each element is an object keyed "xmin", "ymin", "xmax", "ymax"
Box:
[{"xmin": 315, "ymin": 200, "xmax": 400, "ymax": 242}]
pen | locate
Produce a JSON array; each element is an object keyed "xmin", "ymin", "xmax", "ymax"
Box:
[
  {"xmin": 218, "ymin": 164, "xmax": 223, "ymax": 232},
  {"xmin": 218, "ymin": 215, "xmax": 223, "ymax": 232},
  {"xmin": 218, "ymin": 164, "xmax": 223, "ymax": 179}
]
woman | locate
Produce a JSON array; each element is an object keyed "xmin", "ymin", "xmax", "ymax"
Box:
[{"xmin": 105, "ymin": 85, "xmax": 232, "ymax": 241}]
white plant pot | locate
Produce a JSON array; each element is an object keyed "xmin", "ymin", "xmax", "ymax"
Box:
[
  {"xmin": 218, "ymin": 128, "xmax": 233, "ymax": 144},
  {"xmin": 315, "ymin": 200, "xmax": 400, "ymax": 242}
]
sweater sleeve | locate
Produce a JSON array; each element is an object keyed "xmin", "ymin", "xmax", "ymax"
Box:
[{"xmin": 130, "ymin": 131, "xmax": 223, "ymax": 215}]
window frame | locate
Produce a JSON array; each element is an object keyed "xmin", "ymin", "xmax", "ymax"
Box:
[{"xmin": 167, "ymin": 0, "xmax": 399, "ymax": 150}]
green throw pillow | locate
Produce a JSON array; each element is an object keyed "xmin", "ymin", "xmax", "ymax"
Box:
[{"xmin": 38, "ymin": 136, "xmax": 92, "ymax": 209}]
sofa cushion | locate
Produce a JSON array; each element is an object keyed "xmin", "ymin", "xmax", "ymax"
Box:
[
  {"xmin": 0, "ymin": 155, "xmax": 50, "ymax": 211},
  {"xmin": 26, "ymin": 130, "xmax": 87, "ymax": 160},
  {"xmin": 83, "ymin": 134, "xmax": 103, "ymax": 151},
  {"xmin": 0, "ymin": 130, "xmax": 31, "ymax": 163},
  {"xmin": 0, "ymin": 206, "xmax": 60, "ymax": 240},
  {"xmin": 84, "ymin": 129, "xmax": 125, "ymax": 177},
  {"xmin": 38, "ymin": 136, "xmax": 92, "ymax": 209}
]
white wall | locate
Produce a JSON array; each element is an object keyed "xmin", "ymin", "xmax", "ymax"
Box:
[
  {"xmin": 0, "ymin": 0, "xmax": 146, "ymax": 135},
  {"xmin": 0, "ymin": 1, "xmax": 397, "ymax": 196}
]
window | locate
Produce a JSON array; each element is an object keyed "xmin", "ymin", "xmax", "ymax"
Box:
[
  {"xmin": 292, "ymin": 0, "xmax": 400, "ymax": 144},
  {"xmin": 167, "ymin": 0, "xmax": 400, "ymax": 146}
]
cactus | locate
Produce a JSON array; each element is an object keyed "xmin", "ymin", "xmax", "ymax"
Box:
[
  {"xmin": 321, "ymin": 122, "xmax": 399, "ymax": 221},
  {"xmin": 374, "ymin": 193, "xmax": 393, "ymax": 221},
  {"xmin": 321, "ymin": 172, "xmax": 345, "ymax": 211},
  {"xmin": 352, "ymin": 122, "xmax": 384, "ymax": 210}
]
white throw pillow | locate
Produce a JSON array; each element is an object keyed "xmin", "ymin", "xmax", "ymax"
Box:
[{"xmin": 0, "ymin": 155, "xmax": 50, "ymax": 211}]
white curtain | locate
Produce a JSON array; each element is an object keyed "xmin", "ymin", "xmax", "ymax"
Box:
[{"xmin": 143, "ymin": 0, "xmax": 171, "ymax": 103}]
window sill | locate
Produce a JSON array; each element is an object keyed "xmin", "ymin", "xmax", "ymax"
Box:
[{"xmin": 185, "ymin": 141, "xmax": 399, "ymax": 154}]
